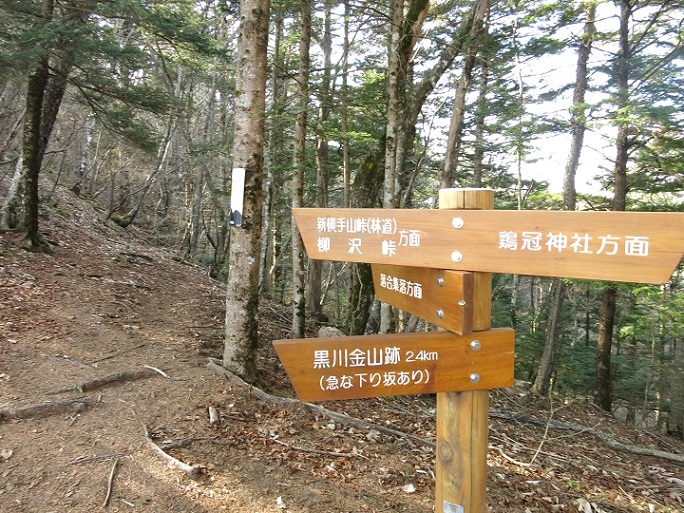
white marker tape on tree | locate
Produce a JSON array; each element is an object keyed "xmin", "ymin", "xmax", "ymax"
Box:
[{"xmin": 229, "ymin": 167, "xmax": 245, "ymax": 226}]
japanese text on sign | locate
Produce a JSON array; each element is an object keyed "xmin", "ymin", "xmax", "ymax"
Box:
[
  {"xmin": 312, "ymin": 346, "xmax": 438, "ymax": 392},
  {"xmin": 378, "ymin": 273, "xmax": 423, "ymax": 299},
  {"xmin": 498, "ymin": 231, "xmax": 650, "ymax": 257},
  {"xmin": 315, "ymin": 216, "xmax": 420, "ymax": 257},
  {"xmin": 320, "ymin": 369, "xmax": 430, "ymax": 391}
]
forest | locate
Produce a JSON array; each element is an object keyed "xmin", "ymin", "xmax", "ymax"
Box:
[{"xmin": 1, "ymin": 0, "xmax": 683, "ymax": 441}]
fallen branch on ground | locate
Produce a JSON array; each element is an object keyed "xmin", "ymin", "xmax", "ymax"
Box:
[
  {"xmin": 270, "ymin": 436, "xmax": 358, "ymax": 458},
  {"xmin": 207, "ymin": 359, "xmax": 435, "ymax": 449},
  {"xmin": 64, "ymin": 453, "xmax": 129, "ymax": 466},
  {"xmin": 101, "ymin": 277, "xmax": 151, "ymax": 290},
  {"xmin": 91, "ymin": 343, "xmax": 147, "ymax": 364},
  {"xmin": 119, "ymin": 251, "xmax": 154, "ymax": 263},
  {"xmin": 102, "ymin": 457, "xmax": 119, "ymax": 508},
  {"xmin": 490, "ymin": 410, "xmax": 684, "ymax": 466},
  {"xmin": 0, "ymin": 396, "xmax": 98, "ymax": 422},
  {"xmin": 143, "ymin": 424, "xmax": 204, "ymax": 481},
  {"xmin": 47, "ymin": 367, "xmax": 179, "ymax": 395}
]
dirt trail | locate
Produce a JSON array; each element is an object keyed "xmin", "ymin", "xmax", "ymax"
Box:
[{"xmin": 1, "ymin": 188, "xmax": 683, "ymax": 513}]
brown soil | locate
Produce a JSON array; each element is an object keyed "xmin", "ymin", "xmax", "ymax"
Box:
[{"xmin": 1, "ymin": 187, "xmax": 683, "ymax": 513}]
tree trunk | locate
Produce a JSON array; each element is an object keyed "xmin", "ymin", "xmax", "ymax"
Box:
[
  {"xmin": 383, "ymin": 0, "xmax": 404, "ymax": 212},
  {"xmin": 223, "ymin": 0, "xmax": 270, "ymax": 382},
  {"xmin": 596, "ymin": 287, "xmax": 617, "ymax": 411},
  {"xmin": 306, "ymin": 0, "xmax": 333, "ymax": 321},
  {"xmin": 260, "ymin": 6, "xmax": 285, "ymax": 296},
  {"xmin": 380, "ymin": 0, "xmax": 429, "ymax": 333},
  {"xmin": 533, "ymin": 1, "xmax": 596, "ymax": 397},
  {"xmin": 669, "ymin": 337, "xmax": 684, "ymax": 439},
  {"xmin": 113, "ymin": 122, "xmax": 174, "ymax": 228},
  {"xmin": 21, "ymin": 10, "xmax": 52, "ymax": 250},
  {"xmin": 0, "ymin": 105, "xmax": 26, "ymax": 229},
  {"xmin": 440, "ymin": 0, "xmax": 490, "ymax": 189},
  {"xmin": 21, "ymin": 0, "xmax": 87, "ymax": 249},
  {"xmin": 379, "ymin": 0, "xmax": 406, "ymax": 334},
  {"xmin": 532, "ymin": 279, "xmax": 565, "ymax": 395},
  {"xmin": 472, "ymin": 53, "xmax": 489, "ymax": 187},
  {"xmin": 347, "ymin": 139, "xmax": 385, "ymax": 335},
  {"xmin": 291, "ymin": 0, "xmax": 312, "ymax": 338},
  {"xmin": 1, "ymin": 156, "xmax": 24, "ymax": 230},
  {"xmin": 341, "ymin": 0, "xmax": 352, "ymax": 209},
  {"xmin": 348, "ymin": 0, "xmax": 484, "ymax": 335},
  {"xmin": 595, "ymin": 0, "xmax": 630, "ymax": 412}
]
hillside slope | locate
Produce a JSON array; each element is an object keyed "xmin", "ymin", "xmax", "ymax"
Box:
[{"xmin": 1, "ymin": 186, "xmax": 682, "ymax": 513}]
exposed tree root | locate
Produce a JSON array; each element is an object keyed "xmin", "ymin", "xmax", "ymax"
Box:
[
  {"xmin": 208, "ymin": 359, "xmax": 684, "ymax": 465},
  {"xmin": 207, "ymin": 359, "xmax": 435, "ymax": 449},
  {"xmin": 143, "ymin": 424, "xmax": 205, "ymax": 481},
  {"xmin": 47, "ymin": 367, "xmax": 161, "ymax": 395},
  {"xmin": 0, "ymin": 396, "xmax": 98, "ymax": 422},
  {"xmin": 490, "ymin": 410, "xmax": 684, "ymax": 466}
]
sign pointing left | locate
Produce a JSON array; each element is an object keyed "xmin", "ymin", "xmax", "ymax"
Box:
[
  {"xmin": 273, "ymin": 329, "xmax": 514, "ymax": 402},
  {"xmin": 372, "ymin": 264, "xmax": 473, "ymax": 334}
]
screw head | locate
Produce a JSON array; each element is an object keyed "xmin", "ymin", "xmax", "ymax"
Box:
[
  {"xmin": 469, "ymin": 373, "xmax": 481, "ymax": 384},
  {"xmin": 437, "ymin": 309, "xmax": 444, "ymax": 318},
  {"xmin": 470, "ymin": 340, "xmax": 481, "ymax": 351},
  {"xmin": 452, "ymin": 217, "xmax": 464, "ymax": 229},
  {"xmin": 437, "ymin": 277, "xmax": 445, "ymax": 286}
]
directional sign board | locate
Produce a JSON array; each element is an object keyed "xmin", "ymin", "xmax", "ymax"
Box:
[
  {"xmin": 294, "ymin": 208, "xmax": 684, "ymax": 284},
  {"xmin": 371, "ymin": 264, "xmax": 473, "ymax": 334},
  {"xmin": 273, "ymin": 329, "xmax": 514, "ymax": 402}
]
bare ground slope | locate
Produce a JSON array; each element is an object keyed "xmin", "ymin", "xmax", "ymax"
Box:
[{"xmin": 1, "ymin": 187, "xmax": 682, "ymax": 513}]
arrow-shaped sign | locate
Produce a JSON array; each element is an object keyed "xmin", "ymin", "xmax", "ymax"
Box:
[
  {"xmin": 273, "ymin": 329, "xmax": 514, "ymax": 402},
  {"xmin": 294, "ymin": 208, "xmax": 684, "ymax": 284},
  {"xmin": 371, "ymin": 264, "xmax": 473, "ymax": 334}
]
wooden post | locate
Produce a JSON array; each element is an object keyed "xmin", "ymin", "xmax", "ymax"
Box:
[{"xmin": 436, "ymin": 188, "xmax": 493, "ymax": 513}]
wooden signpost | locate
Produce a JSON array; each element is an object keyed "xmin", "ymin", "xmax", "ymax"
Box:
[
  {"xmin": 273, "ymin": 328, "xmax": 514, "ymax": 402},
  {"xmin": 371, "ymin": 263, "xmax": 473, "ymax": 334},
  {"xmin": 274, "ymin": 188, "xmax": 684, "ymax": 513},
  {"xmin": 293, "ymin": 207, "xmax": 684, "ymax": 284}
]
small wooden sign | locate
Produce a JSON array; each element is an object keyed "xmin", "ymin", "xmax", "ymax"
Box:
[
  {"xmin": 294, "ymin": 208, "xmax": 684, "ymax": 284},
  {"xmin": 371, "ymin": 264, "xmax": 473, "ymax": 334},
  {"xmin": 273, "ymin": 329, "xmax": 514, "ymax": 402}
]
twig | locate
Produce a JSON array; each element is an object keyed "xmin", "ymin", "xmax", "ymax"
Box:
[
  {"xmin": 143, "ymin": 425, "xmax": 204, "ymax": 481},
  {"xmin": 101, "ymin": 277, "xmax": 151, "ymax": 290},
  {"xmin": 490, "ymin": 410, "xmax": 684, "ymax": 465},
  {"xmin": 160, "ymin": 437, "xmax": 195, "ymax": 450},
  {"xmin": 270, "ymin": 437, "xmax": 359, "ymax": 458},
  {"xmin": 102, "ymin": 457, "xmax": 119, "ymax": 507},
  {"xmin": 119, "ymin": 251, "xmax": 154, "ymax": 262},
  {"xmin": 490, "ymin": 445, "xmax": 531, "ymax": 467},
  {"xmin": 528, "ymin": 398, "xmax": 560, "ymax": 466},
  {"xmin": 143, "ymin": 365, "xmax": 170, "ymax": 379},
  {"xmin": 143, "ymin": 365, "xmax": 189, "ymax": 382},
  {"xmin": 489, "ymin": 431, "xmax": 569, "ymax": 463},
  {"xmin": 91, "ymin": 343, "xmax": 147, "ymax": 364},
  {"xmin": 64, "ymin": 453, "xmax": 128, "ymax": 466}
]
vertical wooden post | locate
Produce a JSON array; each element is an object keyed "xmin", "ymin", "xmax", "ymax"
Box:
[{"xmin": 436, "ymin": 188, "xmax": 493, "ymax": 513}]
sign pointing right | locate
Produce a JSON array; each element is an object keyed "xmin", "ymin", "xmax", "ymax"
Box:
[{"xmin": 294, "ymin": 208, "xmax": 684, "ymax": 284}]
